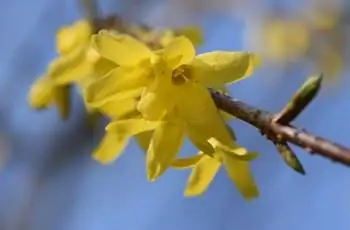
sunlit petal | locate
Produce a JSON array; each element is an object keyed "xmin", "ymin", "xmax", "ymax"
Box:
[
  {"xmin": 163, "ymin": 36, "xmax": 196, "ymax": 68},
  {"xmin": 85, "ymin": 67, "xmax": 150, "ymax": 105},
  {"xmin": 137, "ymin": 56, "xmax": 174, "ymax": 120},
  {"xmin": 191, "ymin": 51, "xmax": 260, "ymax": 87},
  {"xmin": 28, "ymin": 76, "xmax": 54, "ymax": 109},
  {"xmin": 171, "ymin": 154, "xmax": 204, "ymax": 169},
  {"xmin": 186, "ymin": 126, "xmax": 215, "ymax": 154},
  {"xmin": 56, "ymin": 20, "xmax": 92, "ymax": 55},
  {"xmin": 93, "ymin": 55, "xmax": 118, "ymax": 77},
  {"xmin": 106, "ymin": 118, "xmax": 162, "ymax": 136},
  {"xmin": 176, "ymin": 82, "xmax": 248, "ymax": 153},
  {"xmin": 95, "ymin": 88, "xmax": 142, "ymax": 120},
  {"xmin": 93, "ymin": 131, "xmax": 129, "ymax": 164},
  {"xmin": 92, "ymin": 30, "xmax": 152, "ymax": 66},
  {"xmin": 147, "ymin": 119, "xmax": 184, "ymax": 181},
  {"xmin": 176, "ymin": 82, "xmax": 230, "ymax": 144},
  {"xmin": 222, "ymin": 153, "xmax": 259, "ymax": 200},
  {"xmin": 135, "ymin": 131, "xmax": 153, "ymax": 153},
  {"xmin": 184, "ymin": 154, "xmax": 221, "ymax": 197},
  {"xmin": 208, "ymin": 138, "xmax": 258, "ymax": 161},
  {"xmin": 49, "ymin": 46, "xmax": 88, "ymax": 84},
  {"xmin": 94, "ymin": 119, "xmax": 161, "ymax": 164}
]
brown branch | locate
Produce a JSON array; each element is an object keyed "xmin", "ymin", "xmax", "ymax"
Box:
[
  {"xmin": 210, "ymin": 89, "xmax": 350, "ymax": 167},
  {"xmin": 80, "ymin": 0, "xmax": 99, "ymax": 22}
]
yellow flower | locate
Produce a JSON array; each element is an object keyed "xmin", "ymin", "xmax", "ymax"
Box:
[
  {"xmin": 28, "ymin": 20, "xmax": 116, "ymax": 119},
  {"xmin": 263, "ymin": 19, "xmax": 310, "ymax": 62},
  {"xmin": 28, "ymin": 77, "xmax": 71, "ymax": 119},
  {"xmin": 172, "ymin": 141, "xmax": 259, "ymax": 199},
  {"xmin": 90, "ymin": 92, "xmax": 186, "ymax": 181},
  {"xmin": 85, "ymin": 31, "xmax": 260, "ymax": 195},
  {"xmin": 87, "ymin": 31, "xmax": 258, "ymax": 117},
  {"xmin": 171, "ymin": 124, "xmax": 259, "ymax": 199},
  {"xmin": 93, "ymin": 117, "xmax": 162, "ymax": 164},
  {"xmin": 84, "ymin": 85, "xmax": 162, "ymax": 170}
]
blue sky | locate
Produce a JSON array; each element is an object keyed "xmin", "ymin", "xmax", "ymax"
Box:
[{"xmin": 0, "ymin": 1, "xmax": 349, "ymax": 230}]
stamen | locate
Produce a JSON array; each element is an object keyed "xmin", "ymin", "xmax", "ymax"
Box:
[{"xmin": 172, "ymin": 65, "xmax": 191, "ymax": 85}]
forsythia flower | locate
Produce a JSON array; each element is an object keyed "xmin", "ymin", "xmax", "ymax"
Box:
[
  {"xmin": 84, "ymin": 30, "xmax": 260, "ymax": 198},
  {"xmin": 263, "ymin": 19, "xmax": 310, "ymax": 62},
  {"xmin": 257, "ymin": 12, "xmax": 346, "ymax": 83},
  {"xmin": 172, "ymin": 135, "xmax": 258, "ymax": 198},
  {"xmin": 28, "ymin": 20, "xmax": 116, "ymax": 119}
]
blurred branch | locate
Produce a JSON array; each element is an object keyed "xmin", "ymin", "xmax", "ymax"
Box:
[
  {"xmin": 93, "ymin": 15, "xmax": 350, "ymax": 167},
  {"xmin": 80, "ymin": 0, "xmax": 99, "ymax": 23}
]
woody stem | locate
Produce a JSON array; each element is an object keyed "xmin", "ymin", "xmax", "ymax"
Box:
[{"xmin": 210, "ymin": 89, "xmax": 350, "ymax": 167}]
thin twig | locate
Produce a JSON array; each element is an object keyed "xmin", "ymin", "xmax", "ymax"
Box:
[
  {"xmin": 80, "ymin": 0, "xmax": 99, "ymax": 22},
  {"xmin": 210, "ymin": 89, "xmax": 350, "ymax": 166}
]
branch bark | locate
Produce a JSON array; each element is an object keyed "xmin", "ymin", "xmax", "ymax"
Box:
[{"xmin": 210, "ymin": 89, "xmax": 350, "ymax": 167}]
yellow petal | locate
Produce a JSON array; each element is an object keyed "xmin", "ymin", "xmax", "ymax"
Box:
[
  {"xmin": 85, "ymin": 67, "xmax": 150, "ymax": 106},
  {"xmin": 146, "ymin": 119, "xmax": 184, "ymax": 181},
  {"xmin": 176, "ymin": 82, "xmax": 232, "ymax": 149},
  {"xmin": 106, "ymin": 118, "xmax": 161, "ymax": 137},
  {"xmin": 56, "ymin": 20, "xmax": 92, "ymax": 55},
  {"xmin": 94, "ymin": 55, "xmax": 118, "ymax": 77},
  {"xmin": 28, "ymin": 76, "xmax": 54, "ymax": 109},
  {"xmin": 92, "ymin": 30, "xmax": 152, "ymax": 66},
  {"xmin": 53, "ymin": 85, "xmax": 71, "ymax": 120},
  {"xmin": 49, "ymin": 46, "xmax": 89, "ymax": 85},
  {"xmin": 184, "ymin": 154, "xmax": 221, "ymax": 197},
  {"xmin": 95, "ymin": 88, "xmax": 142, "ymax": 120},
  {"xmin": 208, "ymin": 138, "xmax": 258, "ymax": 161},
  {"xmin": 137, "ymin": 90, "xmax": 171, "ymax": 120},
  {"xmin": 137, "ymin": 56, "xmax": 174, "ymax": 120},
  {"xmin": 222, "ymin": 154, "xmax": 259, "ymax": 200},
  {"xmin": 171, "ymin": 154, "xmax": 204, "ymax": 169},
  {"xmin": 76, "ymin": 74, "xmax": 98, "ymax": 90},
  {"xmin": 178, "ymin": 82, "xmax": 250, "ymax": 156},
  {"xmin": 95, "ymin": 119, "xmax": 161, "ymax": 164},
  {"xmin": 191, "ymin": 51, "xmax": 260, "ymax": 87},
  {"xmin": 135, "ymin": 131, "xmax": 153, "ymax": 153},
  {"xmin": 186, "ymin": 127, "xmax": 215, "ymax": 154},
  {"xmin": 93, "ymin": 131, "xmax": 129, "ymax": 164},
  {"xmin": 163, "ymin": 36, "xmax": 196, "ymax": 68},
  {"xmin": 98, "ymin": 99, "xmax": 136, "ymax": 120}
]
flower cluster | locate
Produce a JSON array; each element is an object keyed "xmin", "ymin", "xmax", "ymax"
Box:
[
  {"xmin": 244, "ymin": 0, "xmax": 347, "ymax": 83},
  {"xmin": 28, "ymin": 19, "xmax": 261, "ymax": 199}
]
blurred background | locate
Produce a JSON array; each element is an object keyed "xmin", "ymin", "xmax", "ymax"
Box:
[{"xmin": 0, "ymin": 0, "xmax": 350, "ymax": 229}]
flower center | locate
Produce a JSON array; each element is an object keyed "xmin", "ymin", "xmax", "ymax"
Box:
[{"xmin": 172, "ymin": 65, "xmax": 192, "ymax": 85}]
